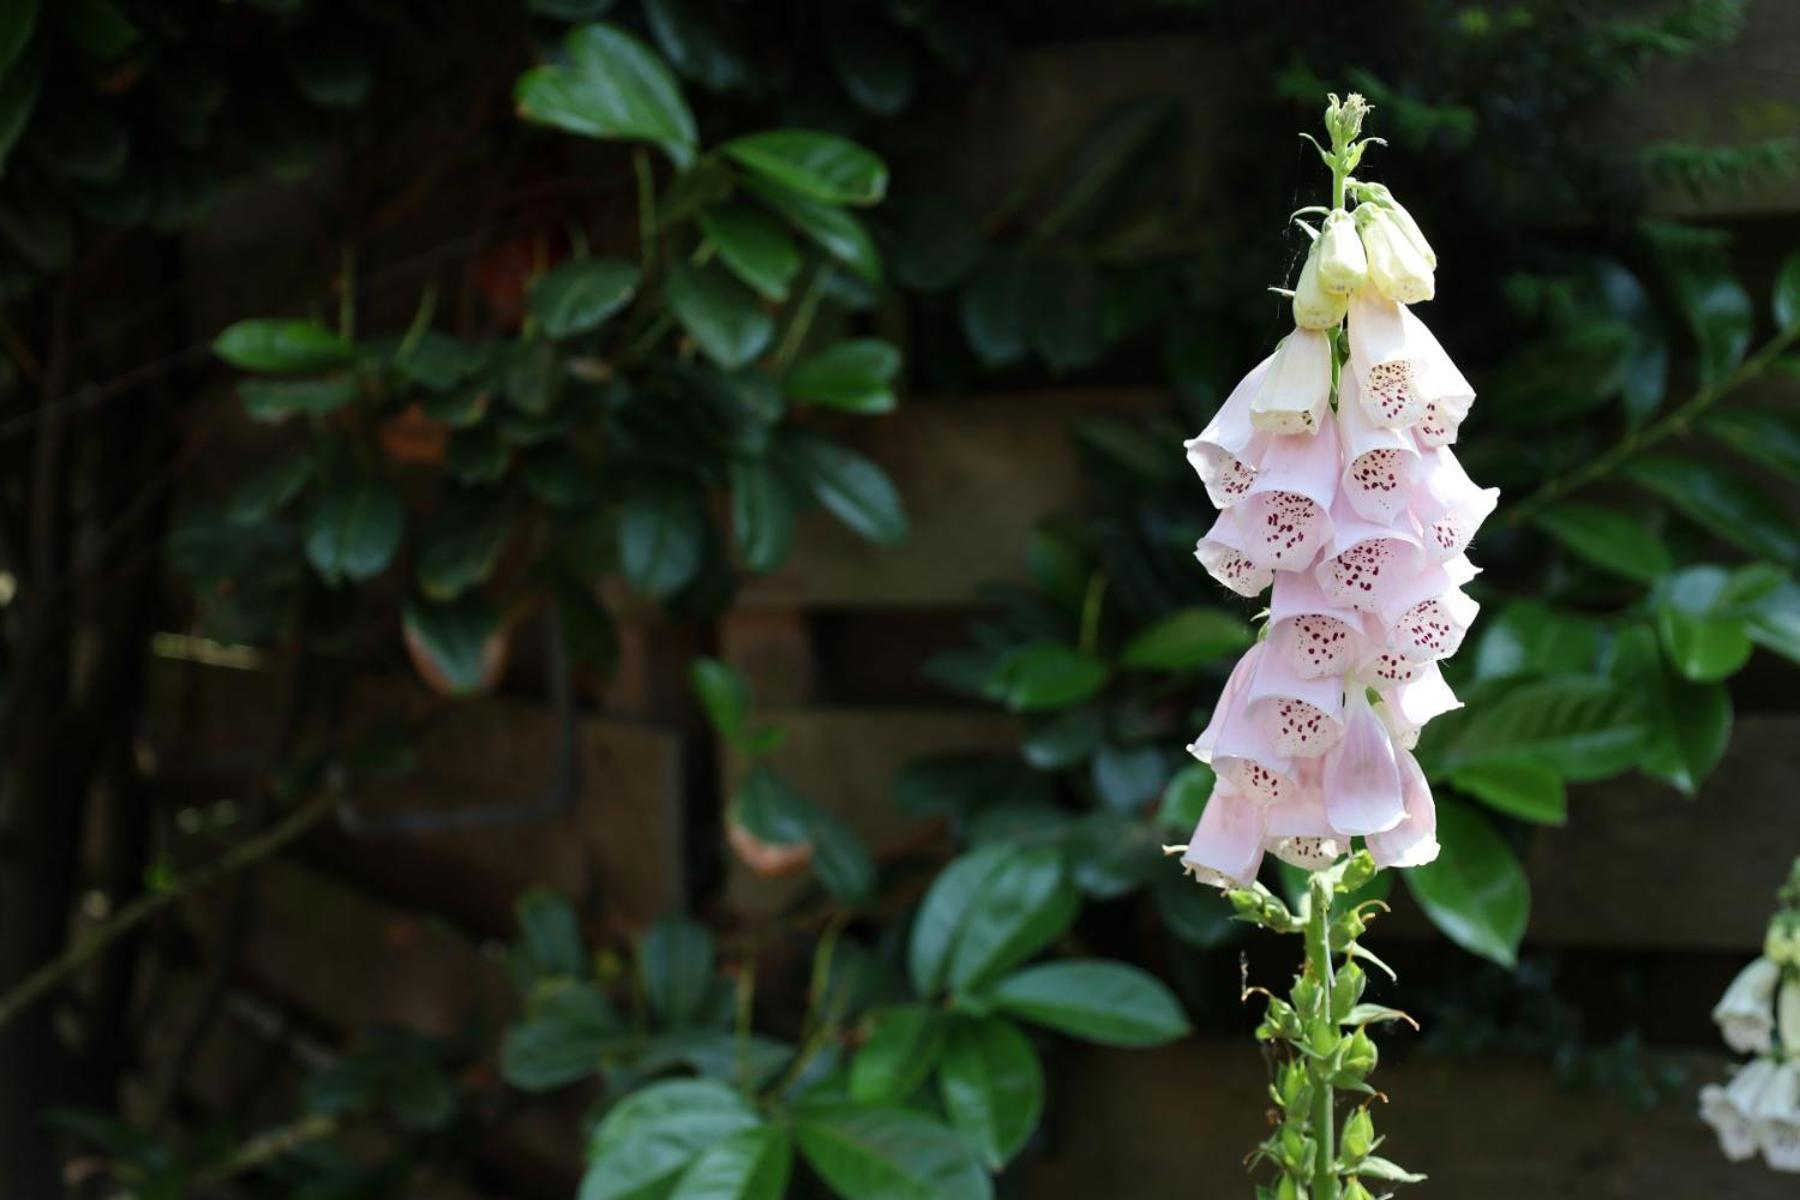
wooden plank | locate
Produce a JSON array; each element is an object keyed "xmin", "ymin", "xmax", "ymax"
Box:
[
  {"xmin": 721, "ymin": 709, "xmax": 1020, "ymax": 917},
  {"xmin": 1022, "ymin": 1038, "xmax": 1787, "ymax": 1198},
  {"xmin": 739, "ymin": 391, "xmax": 1163, "ymax": 610}
]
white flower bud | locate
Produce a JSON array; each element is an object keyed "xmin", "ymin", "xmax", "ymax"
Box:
[
  {"xmin": 1713, "ymin": 956, "xmax": 1780, "ymax": 1055},
  {"xmin": 1291, "ymin": 242, "xmax": 1348, "ymax": 331},
  {"xmin": 1355, "ymin": 181, "xmax": 1436, "ymax": 268},
  {"xmin": 1356, "ymin": 204, "xmax": 1435, "ymax": 305},
  {"xmin": 1249, "ymin": 328, "xmax": 1332, "ymax": 435},
  {"xmin": 1316, "ymin": 209, "xmax": 1367, "ymax": 294},
  {"xmin": 1780, "ymin": 977, "xmax": 1800, "ymax": 1051}
]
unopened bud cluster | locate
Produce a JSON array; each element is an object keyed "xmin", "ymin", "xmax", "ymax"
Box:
[{"xmin": 1700, "ymin": 857, "xmax": 1800, "ymax": 1172}]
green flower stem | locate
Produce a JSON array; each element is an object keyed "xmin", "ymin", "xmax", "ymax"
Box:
[
  {"xmin": 1501, "ymin": 320, "xmax": 1800, "ymax": 526},
  {"xmin": 1305, "ymin": 873, "xmax": 1338, "ymax": 1200}
]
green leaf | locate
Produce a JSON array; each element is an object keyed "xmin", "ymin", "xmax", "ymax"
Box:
[
  {"xmin": 305, "ymin": 476, "xmax": 403, "ymax": 583},
  {"xmin": 851, "ymin": 1005, "xmax": 946, "ymax": 1103},
  {"xmin": 742, "ymin": 175, "xmax": 881, "ymax": 284},
  {"xmin": 783, "ymin": 338, "xmax": 901, "ymax": 414},
  {"xmin": 666, "ymin": 261, "xmax": 773, "ymax": 370},
  {"xmin": 909, "ymin": 845, "xmax": 1009, "ymax": 997},
  {"xmin": 618, "ymin": 482, "xmax": 706, "ymax": 598},
  {"xmin": 691, "ymin": 657, "xmax": 751, "ymax": 744},
  {"xmin": 1748, "ymin": 579, "xmax": 1800, "ymax": 666},
  {"xmin": 959, "ymin": 255, "xmax": 1030, "ymax": 368},
  {"xmin": 397, "ymin": 332, "xmax": 488, "ymax": 392},
  {"xmin": 532, "ymin": 257, "xmax": 640, "ymax": 337},
  {"xmin": 794, "ymin": 1106, "xmax": 991, "ymax": 1200},
  {"xmin": 1155, "ymin": 761, "xmax": 1214, "ymax": 831},
  {"xmin": 1432, "ymin": 676, "xmax": 1646, "ymax": 783},
  {"xmin": 1532, "ymin": 501, "xmax": 1671, "ymax": 584},
  {"xmin": 937, "ymin": 1016, "xmax": 1043, "ymax": 1170},
  {"xmin": 699, "ymin": 203, "xmax": 800, "ymax": 302},
  {"xmin": 416, "ymin": 501, "xmax": 513, "ymax": 602},
  {"xmin": 890, "ymin": 194, "xmax": 983, "ymax": 294},
  {"xmin": 1447, "ymin": 760, "xmax": 1567, "ymax": 826},
  {"xmin": 227, "ymin": 452, "xmax": 312, "ymax": 523},
  {"xmin": 826, "ymin": 9, "xmax": 914, "ymax": 115},
  {"xmin": 736, "ymin": 769, "xmax": 876, "ymax": 902},
  {"xmin": 1089, "ymin": 743, "xmax": 1170, "ymax": 812},
  {"xmin": 723, "ymin": 130, "xmax": 888, "ymax": 206},
  {"xmin": 1120, "ymin": 608, "xmax": 1252, "ymax": 671},
  {"xmin": 1021, "ymin": 706, "xmax": 1103, "ymax": 770},
  {"xmin": 989, "ymin": 643, "xmax": 1109, "ymax": 713},
  {"xmin": 643, "ymin": 0, "xmax": 749, "ymax": 93},
  {"xmin": 669, "ymin": 1126, "xmax": 792, "ymax": 1200},
  {"xmin": 1701, "ymin": 407, "xmax": 1800, "ymax": 481},
  {"xmin": 1627, "ymin": 452, "xmax": 1800, "ymax": 565},
  {"xmin": 1609, "ymin": 624, "xmax": 1733, "ymax": 796},
  {"xmin": 402, "ymin": 595, "xmax": 502, "ymax": 696},
  {"xmin": 1656, "ymin": 565, "xmax": 1754, "ymax": 682},
  {"xmin": 1667, "ymin": 260, "xmax": 1752, "ymax": 386},
  {"xmin": 1773, "ymin": 252, "xmax": 1800, "ymax": 330},
  {"xmin": 518, "ymin": 24, "xmax": 697, "ymax": 167},
  {"xmin": 949, "ymin": 846, "xmax": 1078, "ymax": 991},
  {"xmin": 639, "ymin": 915, "xmax": 716, "ymax": 1029},
  {"xmin": 501, "ymin": 982, "xmax": 623, "ymax": 1091},
  {"xmin": 0, "ymin": 0, "xmax": 36, "ymax": 74},
  {"xmin": 981, "ymin": 960, "xmax": 1190, "ymax": 1047},
  {"xmin": 783, "ymin": 432, "xmax": 908, "ymax": 546},
  {"xmin": 582, "ymin": 1081, "xmax": 759, "ymax": 1200},
  {"xmin": 729, "ymin": 458, "xmax": 795, "ymax": 573},
  {"xmin": 215, "ymin": 319, "xmax": 354, "ymax": 373},
  {"xmin": 1471, "ymin": 600, "xmax": 1602, "ymax": 680},
  {"xmin": 1404, "ymin": 801, "xmax": 1528, "ymax": 966},
  {"xmin": 1152, "ymin": 868, "xmax": 1237, "ymax": 949},
  {"xmin": 514, "ymin": 886, "xmax": 586, "ymax": 980},
  {"xmin": 238, "ymin": 376, "xmax": 358, "ymax": 423}
]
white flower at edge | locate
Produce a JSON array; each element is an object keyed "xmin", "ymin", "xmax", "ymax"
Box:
[
  {"xmin": 1702, "ymin": 1058, "xmax": 1776, "ymax": 1162},
  {"xmin": 1355, "ymin": 204, "xmax": 1434, "ymax": 305},
  {"xmin": 1713, "ymin": 957, "xmax": 1781, "ymax": 1055},
  {"xmin": 1316, "ymin": 208, "xmax": 1367, "ymax": 294},
  {"xmin": 1249, "ymin": 328, "xmax": 1332, "ymax": 435},
  {"xmin": 1753, "ymin": 1059, "xmax": 1800, "ymax": 1172},
  {"xmin": 1292, "ymin": 240, "xmax": 1349, "ymax": 331}
]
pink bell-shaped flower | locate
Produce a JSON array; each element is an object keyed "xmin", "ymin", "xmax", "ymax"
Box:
[
  {"xmin": 1315, "ymin": 493, "xmax": 1422, "ymax": 612},
  {"xmin": 1237, "ymin": 415, "xmax": 1340, "ymax": 571},
  {"xmin": 1207, "ymin": 679, "xmax": 1308, "ymax": 806},
  {"xmin": 1413, "ymin": 447, "xmax": 1499, "ymax": 563},
  {"xmin": 1244, "ymin": 643, "xmax": 1346, "ymax": 759},
  {"xmin": 1320, "ymin": 689, "xmax": 1407, "ymax": 836},
  {"xmin": 1373, "ymin": 662, "xmax": 1462, "ymax": 749},
  {"xmin": 1347, "ymin": 290, "xmax": 1422, "ymax": 428},
  {"xmin": 1196, "ymin": 511, "xmax": 1275, "ymax": 598},
  {"xmin": 1337, "ymin": 373, "xmax": 1419, "ymax": 524},
  {"xmin": 1188, "ymin": 642, "xmax": 1263, "ymax": 763},
  {"xmin": 1402, "ymin": 306, "xmax": 1474, "ymax": 446},
  {"xmin": 1267, "ymin": 570, "xmax": 1367, "ymax": 681},
  {"xmin": 1250, "ymin": 328, "xmax": 1332, "ymax": 435},
  {"xmin": 1185, "ymin": 355, "xmax": 1273, "ymax": 509},
  {"xmin": 1179, "ymin": 782, "xmax": 1266, "ymax": 889},
  {"xmin": 1367, "ymin": 745, "xmax": 1440, "ymax": 868},
  {"xmin": 1262, "ymin": 774, "xmax": 1345, "ymax": 870}
]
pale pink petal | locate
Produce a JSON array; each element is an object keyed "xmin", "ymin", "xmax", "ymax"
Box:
[
  {"xmin": 1244, "ymin": 644, "xmax": 1345, "ymax": 759},
  {"xmin": 1374, "ymin": 661, "xmax": 1462, "ymax": 748},
  {"xmin": 1348, "ymin": 290, "xmax": 1422, "ymax": 428},
  {"xmin": 1179, "ymin": 783, "xmax": 1266, "ymax": 889},
  {"xmin": 1412, "ymin": 446, "xmax": 1498, "ymax": 563},
  {"xmin": 1203, "ymin": 651, "xmax": 1309, "ymax": 807},
  {"xmin": 1237, "ymin": 415, "xmax": 1339, "ymax": 570},
  {"xmin": 1250, "ymin": 329, "xmax": 1332, "ymax": 435},
  {"xmin": 1367, "ymin": 745, "xmax": 1440, "ymax": 868},
  {"xmin": 1390, "ymin": 584, "xmax": 1480, "ymax": 662},
  {"xmin": 1337, "ymin": 373, "xmax": 1419, "ymax": 524},
  {"xmin": 1320, "ymin": 689, "xmax": 1406, "ymax": 836},
  {"xmin": 1188, "ymin": 643, "xmax": 1264, "ymax": 763},
  {"xmin": 1185, "ymin": 355, "xmax": 1274, "ymax": 508},
  {"xmin": 1314, "ymin": 493, "xmax": 1422, "ymax": 612},
  {"xmin": 1401, "ymin": 307, "xmax": 1474, "ymax": 445},
  {"xmin": 1268, "ymin": 570, "xmax": 1366, "ymax": 679},
  {"xmin": 1195, "ymin": 511, "xmax": 1274, "ymax": 598}
]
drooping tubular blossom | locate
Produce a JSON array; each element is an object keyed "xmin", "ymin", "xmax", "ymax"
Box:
[{"xmin": 1180, "ymin": 183, "xmax": 1494, "ymax": 884}]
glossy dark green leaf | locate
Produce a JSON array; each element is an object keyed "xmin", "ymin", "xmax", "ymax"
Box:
[
  {"xmin": 700, "ymin": 202, "xmax": 800, "ymax": 302},
  {"xmin": 1152, "ymin": 868, "xmax": 1237, "ymax": 949},
  {"xmin": 783, "ymin": 432, "xmax": 908, "ymax": 546},
  {"xmin": 1656, "ymin": 565, "xmax": 1754, "ymax": 682},
  {"xmin": 794, "ymin": 1106, "xmax": 990, "ymax": 1200},
  {"xmin": 959, "ymin": 254, "xmax": 1029, "ymax": 368},
  {"xmin": 1435, "ymin": 675, "xmax": 1646, "ymax": 783},
  {"xmin": 1120, "ymin": 608, "xmax": 1252, "ymax": 671},
  {"xmin": 402, "ymin": 594, "xmax": 503, "ymax": 696},
  {"xmin": 1025, "ymin": 256, "xmax": 1103, "ymax": 374},
  {"xmin": 982, "ymin": 960, "xmax": 1190, "ymax": 1047},
  {"xmin": 937, "ymin": 1016, "xmax": 1043, "ymax": 1170},
  {"xmin": 851, "ymin": 1005, "xmax": 946, "ymax": 1103},
  {"xmin": 643, "ymin": 0, "xmax": 749, "ymax": 92},
  {"xmin": 1608, "ymin": 624, "xmax": 1731, "ymax": 796},
  {"xmin": 1404, "ymin": 802, "xmax": 1528, "ymax": 966},
  {"xmin": 691, "ymin": 657, "xmax": 750, "ymax": 743},
  {"xmin": 909, "ymin": 845, "xmax": 1009, "ymax": 997},
  {"xmin": 448, "ymin": 425, "xmax": 511, "ymax": 483},
  {"xmin": 582, "ymin": 1080, "xmax": 759, "ymax": 1200},
  {"xmin": 532, "ymin": 257, "xmax": 640, "ymax": 337},
  {"xmin": 1533, "ymin": 501, "xmax": 1670, "ymax": 584},
  {"xmin": 667, "ymin": 261, "xmax": 773, "ymax": 369},
  {"xmin": 517, "ymin": 24, "xmax": 697, "ymax": 167},
  {"xmin": 514, "ymin": 886, "xmax": 586, "ymax": 980},
  {"xmin": 736, "ymin": 769, "xmax": 875, "ymax": 902},
  {"xmin": 989, "ymin": 643, "xmax": 1109, "ymax": 713},
  {"xmin": 1021, "ymin": 705, "xmax": 1103, "ymax": 770},
  {"xmin": 215, "ymin": 319, "xmax": 354, "ymax": 373},
  {"xmin": 669, "ymin": 1125, "xmax": 792, "ymax": 1200},
  {"xmin": 783, "ymin": 338, "xmax": 901, "ymax": 413},
  {"xmin": 1090, "ymin": 743, "xmax": 1170, "ymax": 812},
  {"xmin": 889, "ymin": 194, "xmax": 983, "ymax": 293},
  {"xmin": 1666, "ymin": 259, "xmax": 1752, "ymax": 386},
  {"xmin": 1773, "ymin": 252, "xmax": 1800, "ymax": 330},
  {"xmin": 1446, "ymin": 760, "xmax": 1566, "ymax": 826},
  {"xmin": 398, "ymin": 332, "xmax": 488, "ymax": 392},
  {"xmin": 618, "ymin": 482, "xmax": 705, "ymax": 597},
  {"xmin": 722, "ymin": 130, "xmax": 888, "ymax": 206},
  {"xmin": 501, "ymin": 982, "xmax": 623, "ymax": 1091},
  {"xmin": 416, "ymin": 501, "xmax": 512, "ymax": 602},
  {"xmin": 227, "ymin": 452, "xmax": 311, "ymax": 522},
  {"xmin": 949, "ymin": 845, "xmax": 1077, "ymax": 991},
  {"xmin": 728, "ymin": 458, "xmax": 795, "ymax": 573},
  {"xmin": 238, "ymin": 375, "xmax": 358, "ymax": 422},
  {"xmin": 1748, "ymin": 579, "xmax": 1800, "ymax": 666},
  {"xmin": 1702, "ymin": 407, "xmax": 1800, "ymax": 481},
  {"xmin": 1470, "ymin": 600, "xmax": 1602, "ymax": 680},
  {"xmin": 826, "ymin": 10, "xmax": 915, "ymax": 115},
  {"xmin": 1627, "ymin": 453, "xmax": 1799, "ymax": 565},
  {"xmin": 305, "ymin": 476, "xmax": 403, "ymax": 583},
  {"xmin": 639, "ymin": 915, "xmax": 716, "ymax": 1029},
  {"xmin": 743, "ymin": 175, "xmax": 882, "ymax": 284},
  {"xmin": 1154, "ymin": 761, "xmax": 1214, "ymax": 831}
]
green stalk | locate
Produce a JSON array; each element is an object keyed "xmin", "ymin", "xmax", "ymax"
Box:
[{"xmin": 1306, "ymin": 873, "xmax": 1337, "ymax": 1200}]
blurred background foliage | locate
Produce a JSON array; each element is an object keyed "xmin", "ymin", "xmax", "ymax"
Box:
[{"xmin": 0, "ymin": 0, "xmax": 1795, "ymax": 1196}]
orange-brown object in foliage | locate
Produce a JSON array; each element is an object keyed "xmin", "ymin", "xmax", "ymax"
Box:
[
  {"xmin": 379, "ymin": 403, "xmax": 450, "ymax": 465},
  {"xmin": 727, "ymin": 818, "xmax": 813, "ymax": 879},
  {"xmin": 405, "ymin": 616, "xmax": 511, "ymax": 697}
]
